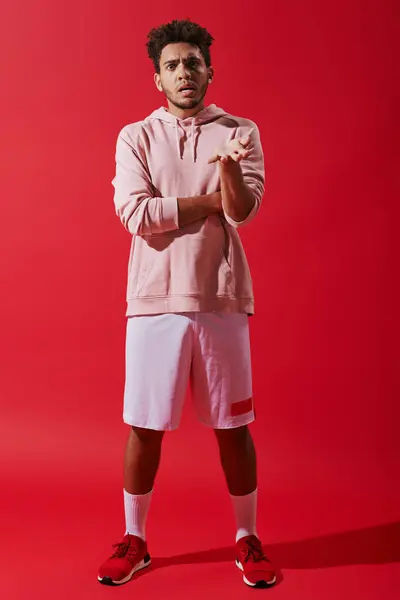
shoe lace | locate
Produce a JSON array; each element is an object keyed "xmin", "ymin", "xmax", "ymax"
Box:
[
  {"xmin": 242, "ymin": 538, "xmax": 268, "ymax": 564},
  {"xmin": 111, "ymin": 539, "xmax": 140, "ymax": 562}
]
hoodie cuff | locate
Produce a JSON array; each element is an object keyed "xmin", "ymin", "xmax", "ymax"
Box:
[
  {"xmin": 161, "ymin": 196, "xmax": 180, "ymax": 232},
  {"xmin": 223, "ymin": 197, "xmax": 259, "ymax": 228}
]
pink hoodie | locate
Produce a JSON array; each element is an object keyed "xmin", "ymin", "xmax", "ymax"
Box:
[{"xmin": 111, "ymin": 104, "xmax": 264, "ymax": 316}]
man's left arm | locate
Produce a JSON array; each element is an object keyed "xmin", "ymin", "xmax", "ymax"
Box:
[{"xmin": 211, "ymin": 123, "xmax": 265, "ymax": 228}]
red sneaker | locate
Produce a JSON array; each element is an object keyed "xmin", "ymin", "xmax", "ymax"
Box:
[
  {"xmin": 236, "ymin": 535, "xmax": 277, "ymax": 588},
  {"xmin": 98, "ymin": 533, "xmax": 151, "ymax": 585}
]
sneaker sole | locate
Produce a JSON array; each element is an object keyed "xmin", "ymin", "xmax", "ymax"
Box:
[
  {"xmin": 98, "ymin": 553, "xmax": 151, "ymax": 586},
  {"xmin": 235, "ymin": 559, "xmax": 277, "ymax": 588}
]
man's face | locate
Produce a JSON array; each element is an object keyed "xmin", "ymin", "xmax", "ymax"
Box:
[{"xmin": 154, "ymin": 42, "xmax": 213, "ymax": 113}]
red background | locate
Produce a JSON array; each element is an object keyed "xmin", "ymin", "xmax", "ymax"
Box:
[{"xmin": 1, "ymin": 0, "xmax": 398, "ymax": 598}]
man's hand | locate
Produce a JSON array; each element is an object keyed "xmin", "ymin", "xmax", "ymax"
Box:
[{"xmin": 208, "ymin": 134, "xmax": 253, "ymax": 165}]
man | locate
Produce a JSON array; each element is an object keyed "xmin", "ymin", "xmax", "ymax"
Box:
[{"xmin": 98, "ymin": 19, "xmax": 277, "ymax": 589}]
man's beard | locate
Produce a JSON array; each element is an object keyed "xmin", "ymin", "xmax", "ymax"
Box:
[{"xmin": 164, "ymin": 83, "xmax": 208, "ymax": 110}]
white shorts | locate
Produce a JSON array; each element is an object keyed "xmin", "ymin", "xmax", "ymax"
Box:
[{"xmin": 123, "ymin": 312, "xmax": 255, "ymax": 431}]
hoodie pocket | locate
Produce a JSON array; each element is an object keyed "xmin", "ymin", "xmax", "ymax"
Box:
[
  {"xmin": 218, "ymin": 252, "xmax": 234, "ymax": 294},
  {"xmin": 127, "ymin": 236, "xmax": 155, "ymax": 298},
  {"xmin": 129, "ymin": 218, "xmax": 235, "ymax": 299}
]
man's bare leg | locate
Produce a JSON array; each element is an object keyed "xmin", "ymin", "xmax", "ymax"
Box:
[
  {"xmin": 124, "ymin": 426, "xmax": 164, "ymax": 494},
  {"xmin": 214, "ymin": 425, "xmax": 257, "ymax": 496}
]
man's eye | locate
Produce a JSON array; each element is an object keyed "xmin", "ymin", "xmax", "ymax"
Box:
[{"xmin": 167, "ymin": 64, "xmax": 176, "ymax": 70}]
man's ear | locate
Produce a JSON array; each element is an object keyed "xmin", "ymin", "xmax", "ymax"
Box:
[
  {"xmin": 208, "ymin": 67, "xmax": 214, "ymax": 82},
  {"xmin": 154, "ymin": 72, "xmax": 162, "ymax": 92}
]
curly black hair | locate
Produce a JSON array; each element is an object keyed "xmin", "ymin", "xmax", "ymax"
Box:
[{"xmin": 146, "ymin": 19, "xmax": 214, "ymax": 73}]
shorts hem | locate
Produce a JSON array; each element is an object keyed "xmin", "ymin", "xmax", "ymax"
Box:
[
  {"xmin": 123, "ymin": 415, "xmax": 178, "ymax": 432},
  {"xmin": 199, "ymin": 413, "xmax": 256, "ymax": 429}
]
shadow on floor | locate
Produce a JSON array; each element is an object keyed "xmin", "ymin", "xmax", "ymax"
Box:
[{"xmin": 131, "ymin": 521, "xmax": 400, "ymax": 585}]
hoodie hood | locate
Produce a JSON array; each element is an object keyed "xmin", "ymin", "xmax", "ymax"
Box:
[{"xmin": 146, "ymin": 104, "xmax": 227, "ymax": 163}]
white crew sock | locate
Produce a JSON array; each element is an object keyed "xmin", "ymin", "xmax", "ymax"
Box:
[
  {"xmin": 230, "ymin": 488, "xmax": 258, "ymax": 542},
  {"xmin": 123, "ymin": 488, "xmax": 153, "ymax": 541}
]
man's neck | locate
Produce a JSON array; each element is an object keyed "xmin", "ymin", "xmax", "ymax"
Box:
[{"xmin": 166, "ymin": 102, "xmax": 205, "ymax": 120}]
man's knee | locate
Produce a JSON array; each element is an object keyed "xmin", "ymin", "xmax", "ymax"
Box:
[
  {"xmin": 214, "ymin": 424, "xmax": 250, "ymax": 447},
  {"xmin": 130, "ymin": 425, "xmax": 165, "ymax": 445}
]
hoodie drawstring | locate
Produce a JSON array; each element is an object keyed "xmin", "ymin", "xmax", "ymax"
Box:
[
  {"xmin": 191, "ymin": 119, "xmax": 196, "ymax": 163},
  {"xmin": 175, "ymin": 118, "xmax": 182, "ymax": 159},
  {"xmin": 175, "ymin": 118, "xmax": 198, "ymax": 163},
  {"xmin": 148, "ymin": 105, "xmax": 226, "ymax": 163}
]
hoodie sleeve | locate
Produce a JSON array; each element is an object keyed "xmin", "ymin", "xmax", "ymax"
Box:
[
  {"xmin": 223, "ymin": 121, "xmax": 265, "ymax": 229},
  {"xmin": 112, "ymin": 127, "xmax": 180, "ymax": 236}
]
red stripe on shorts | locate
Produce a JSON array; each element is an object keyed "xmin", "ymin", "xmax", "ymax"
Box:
[{"xmin": 231, "ymin": 397, "xmax": 253, "ymax": 417}]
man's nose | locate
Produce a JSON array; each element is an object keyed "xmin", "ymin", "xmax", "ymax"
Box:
[{"xmin": 177, "ymin": 63, "xmax": 191, "ymax": 79}]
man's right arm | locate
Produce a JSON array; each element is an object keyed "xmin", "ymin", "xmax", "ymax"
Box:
[
  {"xmin": 177, "ymin": 192, "xmax": 222, "ymax": 228},
  {"xmin": 112, "ymin": 129, "xmax": 222, "ymax": 236}
]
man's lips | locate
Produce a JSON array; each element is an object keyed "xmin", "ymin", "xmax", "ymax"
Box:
[
  {"xmin": 178, "ymin": 89, "xmax": 196, "ymax": 98},
  {"xmin": 178, "ymin": 84, "xmax": 196, "ymax": 92}
]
